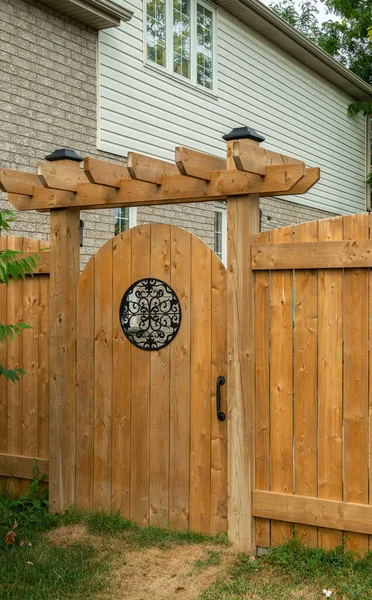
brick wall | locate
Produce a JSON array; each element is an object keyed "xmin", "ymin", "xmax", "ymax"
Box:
[
  {"xmin": 261, "ymin": 196, "xmax": 334, "ymax": 231},
  {"xmin": 0, "ymin": 0, "xmax": 336, "ymax": 268}
]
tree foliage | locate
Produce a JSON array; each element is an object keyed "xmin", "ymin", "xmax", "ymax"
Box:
[{"xmin": 0, "ymin": 210, "xmax": 40, "ymax": 382}]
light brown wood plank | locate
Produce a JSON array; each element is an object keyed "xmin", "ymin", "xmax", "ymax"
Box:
[
  {"xmin": 0, "ymin": 168, "xmax": 42, "ymax": 195},
  {"xmin": 317, "ymin": 216, "xmax": 343, "ymax": 550},
  {"xmin": 0, "ymin": 452, "xmax": 48, "ymax": 481},
  {"xmin": 369, "ymin": 213, "xmax": 372, "ymax": 553},
  {"xmin": 169, "ymin": 226, "xmax": 191, "ymax": 530},
  {"xmin": 111, "ymin": 231, "xmax": 132, "ymax": 516},
  {"xmin": 343, "ymin": 213, "xmax": 369, "ymax": 555},
  {"xmin": 270, "ymin": 225, "xmax": 293, "ymax": 546},
  {"xmin": 76, "ymin": 256, "xmax": 95, "ymax": 510},
  {"xmin": 149, "ymin": 224, "xmax": 171, "ymax": 527},
  {"xmin": 252, "ymin": 239, "xmax": 372, "ymax": 270},
  {"xmin": 176, "ymin": 147, "xmax": 226, "ymax": 180},
  {"xmin": 293, "ymin": 221, "xmax": 318, "ymax": 547},
  {"xmin": 254, "ymin": 230, "xmax": 271, "ymax": 548},
  {"xmin": 37, "ymin": 241, "xmax": 49, "ymax": 466},
  {"xmin": 17, "ymin": 251, "xmax": 50, "ymax": 275},
  {"xmin": 93, "ymin": 239, "xmax": 113, "ymax": 510},
  {"xmin": 210, "ymin": 252, "xmax": 227, "ymax": 534},
  {"xmin": 190, "ymin": 236, "xmax": 212, "ymax": 533},
  {"xmin": 0, "ymin": 236, "xmax": 7, "ymax": 491},
  {"xmin": 6, "ymin": 236, "xmax": 24, "ymax": 497},
  {"xmin": 38, "ymin": 163, "xmax": 89, "ymax": 191},
  {"xmin": 130, "ymin": 225, "xmax": 151, "ymax": 526},
  {"xmin": 128, "ymin": 152, "xmax": 179, "ymax": 184},
  {"xmin": 216, "ymin": 164, "xmax": 305, "ymax": 196},
  {"xmin": 84, "ymin": 157, "xmax": 130, "ymax": 187},
  {"xmin": 253, "ymin": 490, "xmax": 372, "ymax": 535},
  {"xmin": 21, "ymin": 238, "xmax": 39, "ymax": 494}
]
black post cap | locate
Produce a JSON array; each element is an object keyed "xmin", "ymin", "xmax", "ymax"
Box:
[
  {"xmin": 222, "ymin": 126, "xmax": 265, "ymax": 143},
  {"xmin": 45, "ymin": 148, "xmax": 83, "ymax": 162}
]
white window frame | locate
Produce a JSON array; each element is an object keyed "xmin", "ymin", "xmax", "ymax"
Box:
[
  {"xmin": 214, "ymin": 202, "xmax": 227, "ymax": 266},
  {"xmin": 143, "ymin": 0, "xmax": 218, "ymax": 94},
  {"xmin": 114, "ymin": 207, "xmax": 137, "ymax": 235}
]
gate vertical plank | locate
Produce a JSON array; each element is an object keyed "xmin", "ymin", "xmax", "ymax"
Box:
[
  {"xmin": 94, "ymin": 239, "xmax": 113, "ymax": 510},
  {"xmin": 293, "ymin": 221, "xmax": 318, "ymax": 547},
  {"xmin": 210, "ymin": 253, "xmax": 227, "ymax": 534},
  {"xmin": 190, "ymin": 235, "xmax": 212, "ymax": 533},
  {"xmin": 0, "ymin": 236, "xmax": 7, "ymax": 491},
  {"xmin": 150, "ymin": 224, "xmax": 171, "ymax": 527},
  {"xmin": 76, "ymin": 256, "xmax": 95, "ymax": 510},
  {"xmin": 38, "ymin": 240, "xmax": 49, "ymax": 466},
  {"xmin": 318, "ymin": 216, "xmax": 343, "ymax": 550},
  {"xmin": 270, "ymin": 225, "xmax": 293, "ymax": 546},
  {"xmin": 21, "ymin": 238, "xmax": 39, "ymax": 493},
  {"xmin": 255, "ymin": 230, "xmax": 271, "ymax": 548},
  {"xmin": 370, "ymin": 213, "xmax": 372, "ymax": 553},
  {"xmin": 6, "ymin": 236, "xmax": 23, "ymax": 497},
  {"xmin": 130, "ymin": 225, "xmax": 151, "ymax": 525},
  {"xmin": 343, "ymin": 213, "xmax": 369, "ymax": 555},
  {"xmin": 169, "ymin": 226, "xmax": 191, "ymax": 530},
  {"xmin": 112, "ymin": 231, "xmax": 132, "ymax": 516}
]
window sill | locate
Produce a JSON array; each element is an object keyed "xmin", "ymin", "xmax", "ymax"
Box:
[{"xmin": 143, "ymin": 61, "xmax": 219, "ymax": 100}]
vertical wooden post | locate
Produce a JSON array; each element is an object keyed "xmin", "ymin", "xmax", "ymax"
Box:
[
  {"xmin": 48, "ymin": 149, "xmax": 82, "ymax": 513},
  {"xmin": 225, "ymin": 128, "xmax": 262, "ymax": 551}
]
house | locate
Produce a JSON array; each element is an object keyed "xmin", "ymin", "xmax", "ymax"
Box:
[{"xmin": 1, "ymin": 0, "xmax": 372, "ymax": 266}]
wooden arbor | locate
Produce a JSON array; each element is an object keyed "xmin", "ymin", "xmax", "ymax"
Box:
[{"xmin": 0, "ymin": 127, "xmax": 320, "ymax": 551}]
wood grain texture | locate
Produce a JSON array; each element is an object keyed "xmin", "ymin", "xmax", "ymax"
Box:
[
  {"xmin": 343, "ymin": 213, "xmax": 369, "ymax": 555},
  {"xmin": 93, "ymin": 239, "xmax": 113, "ymax": 511},
  {"xmin": 270, "ymin": 225, "xmax": 293, "ymax": 546},
  {"xmin": 227, "ymin": 194, "xmax": 260, "ymax": 550},
  {"xmin": 0, "ymin": 236, "xmax": 7, "ymax": 492},
  {"xmin": 293, "ymin": 221, "xmax": 318, "ymax": 547},
  {"xmin": 0, "ymin": 453, "xmax": 48, "ymax": 481},
  {"xmin": 130, "ymin": 225, "xmax": 151, "ymax": 526},
  {"xmin": 76, "ymin": 256, "xmax": 95, "ymax": 510},
  {"xmin": 317, "ymin": 216, "xmax": 343, "ymax": 550},
  {"xmin": 169, "ymin": 227, "xmax": 191, "ymax": 530},
  {"xmin": 111, "ymin": 231, "xmax": 132, "ymax": 516},
  {"xmin": 254, "ymin": 230, "xmax": 271, "ymax": 548},
  {"xmin": 253, "ymin": 490, "xmax": 372, "ymax": 535},
  {"xmin": 210, "ymin": 252, "xmax": 228, "ymax": 534},
  {"xmin": 190, "ymin": 235, "xmax": 212, "ymax": 533},
  {"xmin": 149, "ymin": 224, "xmax": 171, "ymax": 528},
  {"xmin": 38, "ymin": 240, "xmax": 50, "ymax": 465}
]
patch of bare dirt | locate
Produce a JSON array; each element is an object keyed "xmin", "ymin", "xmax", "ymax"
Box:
[
  {"xmin": 45, "ymin": 524, "xmax": 92, "ymax": 546},
  {"xmin": 110, "ymin": 544, "xmax": 235, "ymax": 600}
]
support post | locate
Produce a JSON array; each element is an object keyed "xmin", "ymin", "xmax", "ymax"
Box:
[
  {"xmin": 225, "ymin": 128, "xmax": 263, "ymax": 551},
  {"xmin": 48, "ymin": 149, "xmax": 82, "ymax": 513}
]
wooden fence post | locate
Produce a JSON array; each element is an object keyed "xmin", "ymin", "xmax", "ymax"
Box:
[
  {"xmin": 48, "ymin": 149, "xmax": 82, "ymax": 513},
  {"xmin": 225, "ymin": 128, "xmax": 263, "ymax": 551}
]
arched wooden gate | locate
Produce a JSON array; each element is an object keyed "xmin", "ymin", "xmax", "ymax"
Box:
[{"xmin": 75, "ymin": 224, "xmax": 227, "ymax": 534}]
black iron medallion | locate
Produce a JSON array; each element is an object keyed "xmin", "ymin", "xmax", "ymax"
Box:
[{"xmin": 119, "ymin": 278, "xmax": 182, "ymax": 351}]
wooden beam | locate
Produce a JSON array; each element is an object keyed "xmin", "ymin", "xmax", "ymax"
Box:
[
  {"xmin": 84, "ymin": 157, "xmax": 130, "ymax": 187},
  {"xmin": 38, "ymin": 163, "xmax": 89, "ymax": 191},
  {"xmin": 0, "ymin": 452, "xmax": 49, "ymax": 481},
  {"xmin": 0, "ymin": 169, "xmax": 43, "ymax": 195},
  {"xmin": 266, "ymin": 167, "xmax": 320, "ymax": 196},
  {"xmin": 216, "ymin": 164, "xmax": 306, "ymax": 196},
  {"xmin": 251, "ymin": 239, "xmax": 372, "ymax": 270},
  {"xmin": 127, "ymin": 152, "xmax": 179, "ymax": 184},
  {"xmin": 19, "ymin": 251, "xmax": 50, "ymax": 275},
  {"xmin": 49, "ymin": 203, "xmax": 80, "ymax": 513},
  {"xmin": 231, "ymin": 139, "xmax": 303, "ymax": 173},
  {"xmin": 176, "ymin": 147, "xmax": 226, "ymax": 180},
  {"xmin": 253, "ymin": 490, "xmax": 372, "ymax": 536}
]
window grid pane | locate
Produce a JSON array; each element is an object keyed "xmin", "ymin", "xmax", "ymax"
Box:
[
  {"xmin": 196, "ymin": 3, "xmax": 213, "ymax": 89},
  {"xmin": 214, "ymin": 210, "xmax": 223, "ymax": 259},
  {"xmin": 147, "ymin": 0, "xmax": 167, "ymax": 67},
  {"xmin": 173, "ymin": 0, "xmax": 191, "ymax": 79},
  {"xmin": 115, "ymin": 207, "xmax": 131, "ymax": 236}
]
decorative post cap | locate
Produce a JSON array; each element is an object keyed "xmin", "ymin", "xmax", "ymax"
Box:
[
  {"xmin": 222, "ymin": 126, "xmax": 265, "ymax": 143},
  {"xmin": 45, "ymin": 148, "xmax": 83, "ymax": 162}
]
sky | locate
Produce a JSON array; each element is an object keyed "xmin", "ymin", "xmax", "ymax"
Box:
[{"xmin": 260, "ymin": 0, "xmax": 339, "ymax": 22}]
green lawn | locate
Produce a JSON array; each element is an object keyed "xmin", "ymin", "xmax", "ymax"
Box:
[{"xmin": 1, "ymin": 481, "xmax": 372, "ymax": 599}]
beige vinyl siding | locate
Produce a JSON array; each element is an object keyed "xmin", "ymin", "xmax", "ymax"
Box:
[{"xmin": 98, "ymin": 0, "xmax": 366, "ymax": 215}]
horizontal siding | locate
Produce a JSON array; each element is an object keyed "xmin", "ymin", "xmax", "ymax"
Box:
[{"xmin": 98, "ymin": 1, "xmax": 366, "ymax": 215}]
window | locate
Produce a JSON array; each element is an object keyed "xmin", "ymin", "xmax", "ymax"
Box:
[
  {"xmin": 146, "ymin": 0, "xmax": 216, "ymax": 91},
  {"xmin": 114, "ymin": 207, "xmax": 137, "ymax": 235},
  {"xmin": 214, "ymin": 202, "xmax": 226, "ymax": 265}
]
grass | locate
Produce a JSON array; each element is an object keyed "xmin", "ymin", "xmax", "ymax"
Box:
[{"xmin": 2, "ymin": 476, "xmax": 372, "ymax": 599}]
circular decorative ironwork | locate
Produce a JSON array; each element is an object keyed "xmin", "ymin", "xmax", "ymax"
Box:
[{"xmin": 119, "ymin": 278, "xmax": 182, "ymax": 351}]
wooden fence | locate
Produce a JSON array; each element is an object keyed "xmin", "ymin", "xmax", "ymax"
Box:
[
  {"xmin": 0, "ymin": 236, "xmax": 50, "ymax": 495},
  {"xmin": 253, "ymin": 212, "xmax": 372, "ymax": 554}
]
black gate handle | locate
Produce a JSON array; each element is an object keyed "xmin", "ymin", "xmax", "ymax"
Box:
[{"xmin": 216, "ymin": 376, "xmax": 226, "ymax": 421}]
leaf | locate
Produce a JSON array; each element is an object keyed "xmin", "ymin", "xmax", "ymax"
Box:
[
  {"xmin": 13, "ymin": 520, "xmax": 18, "ymax": 530},
  {"xmin": 5, "ymin": 530, "xmax": 16, "ymax": 544},
  {"xmin": 20, "ymin": 540, "xmax": 32, "ymax": 547}
]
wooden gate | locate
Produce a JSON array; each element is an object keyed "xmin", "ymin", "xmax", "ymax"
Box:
[{"xmin": 75, "ymin": 224, "xmax": 227, "ymax": 534}]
